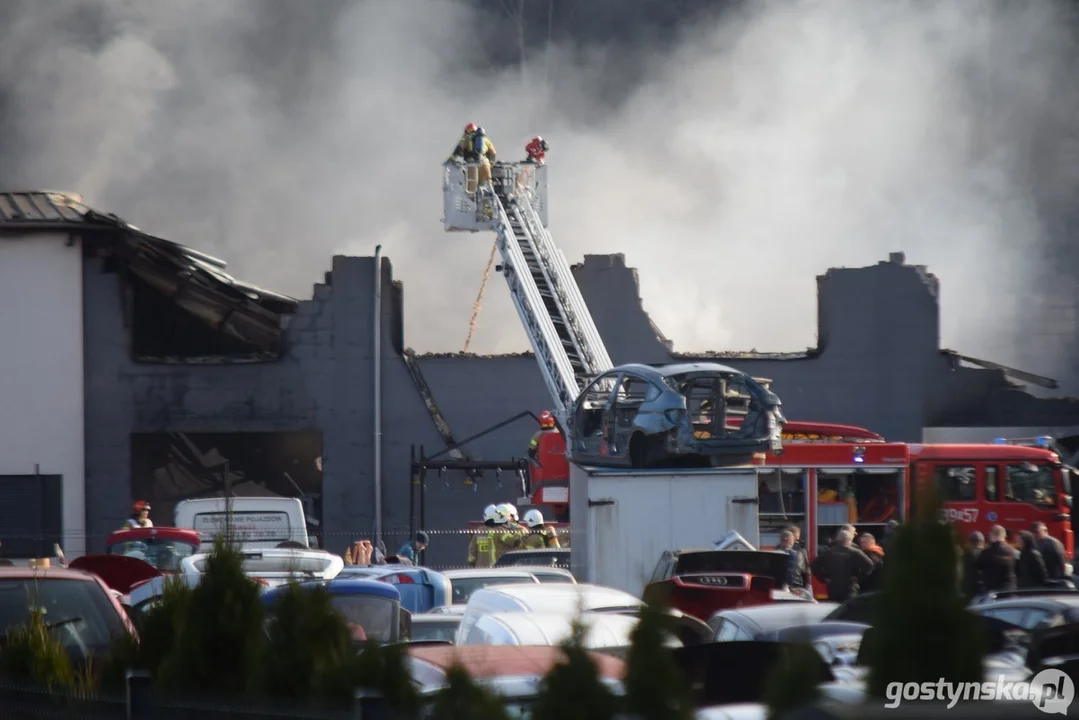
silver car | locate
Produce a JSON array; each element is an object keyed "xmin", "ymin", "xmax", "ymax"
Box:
[{"xmin": 568, "ymin": 362, "xmax": 784, "ymax": 468}]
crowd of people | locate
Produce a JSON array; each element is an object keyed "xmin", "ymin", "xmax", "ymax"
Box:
[
  {"xmin": 963, "ymin": 522, "xmax": 1071, "ymax": 597},
  {"xmin": 774, "ymin": 521, "xmax": 895, "ymax": 602}
]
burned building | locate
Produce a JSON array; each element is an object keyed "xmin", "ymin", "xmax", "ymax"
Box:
[{"xmin": 1, "ymin": 190, "xmax": 1077, "ymax": 565}]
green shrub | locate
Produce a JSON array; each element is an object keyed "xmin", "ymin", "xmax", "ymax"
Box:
[
  {"xmin": 623, "ymin": 603, "xmax": 693, "ymax": 720},
  {"xmin": 156, "ymin": 536, "xmax": 266, "ymax": 698},
  {"xmin": 262, "ymin": 581, "xmax": 355, "ymax": 706},
  {"xmin": 0, "ymin": 606, "xmax": 76, "ymax": 690},
  {"xmin": 866, "ymin": 485, "xmax": 983, "ymax": 696},
  {"xmin": 428, "ymin": 663, "xmax": 510, "ymax": 720},
  {"xmin": 352, "ymin": 640, "xmax": 421, "ymax": 714},
  {"xmin": 763, "ymin": 640, "xmax": 823, "ymax": 720},
  {"xmin": 532, "ymin": 618, "xmax": 618, "ymax": 720}
]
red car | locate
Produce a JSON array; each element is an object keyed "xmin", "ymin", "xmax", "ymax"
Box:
[
  {"xmin": 0, "ymin": 566, "xmax": 136, "ymax": 667},
  {"xmin": 67, "ymin": 526, "xmax": 202, "ymax": 596},
  {"xmin": 642, "ymin": 549, "xmax": 795, "ymax": 622}
]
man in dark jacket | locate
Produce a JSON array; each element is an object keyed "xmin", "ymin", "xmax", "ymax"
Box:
[
  {"xmin": 786, "ymin": 524, "xmax": 810, "ymax": 584},
  {"xmin": 1033, "ymin": 522, "xmax": 1068, "ymax": 581},
  {"xmin": 810, "ymin": 529, "xmax": 874, "ymax": 602},
  {"xmin": 963, "ymin": 531, "xmax": 985, "ymax": 599},
  {"xmin": 976, "ymin": 525, "xmax": 1017, "ymax": 593},
  {"xmin": 778, "ymin": 530, "xmax": 809, "ymax": 590}
]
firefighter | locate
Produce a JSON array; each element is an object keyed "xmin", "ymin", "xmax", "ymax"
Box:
[
  {"xmin": 467, "ymin": 126, "xmax": 497, "ymax": 190},
  {"xmin": 123, "ymin": 501, "xmax": 153, "ymax": 529},
  {"xmin": 467, "ymin": 504, "xmax": 502, "ymax": 568},
  {"xmin": 521, "ymin": 509, "xmax": 561, "ymax": 549},
  {"xmin": 525, "ymin": 136, "xmax": 549, "ymax": 164},
  {"xmin": 528, "ymin": 411, "xmax": 560, "ymax": 466},
  {"xmin": 492, "ymin": 503, "xmax": 525, "ymax": 561},
  {"xmin": 448, "ymin": 122, "xmax": 477, "ymax": 162}
]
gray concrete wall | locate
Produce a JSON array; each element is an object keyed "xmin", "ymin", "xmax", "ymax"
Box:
[{"xmin": 82, "ymin": 248, "xmax": 1079, "ymax": 566}]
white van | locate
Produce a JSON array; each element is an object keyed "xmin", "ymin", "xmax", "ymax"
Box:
[
  {"xmin": 174, "ymin": 497, "xmax": 310, "ymax": 551},
  {"xmin": 458, "ymin": 611, "xmax": 678, "ymax": 649},
  {"xmin": 455, "ymin": 583, "xmax": 643, "ymax": 645}
]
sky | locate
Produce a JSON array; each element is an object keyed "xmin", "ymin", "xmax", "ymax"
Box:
[{"xmin": 2, "ymin": 0, "xmax": 1078, "ymax": 381}]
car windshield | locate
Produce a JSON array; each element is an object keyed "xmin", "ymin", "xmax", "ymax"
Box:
[
  {"xmin": 531, "ymin": 572, "xmax": 573, "ymax": 584},
  {"xmin": 330, "ymin": 595, "xmax": 396, "ymax": 644},
  {"xmin": 109, "ymin": 539, "xmax": 198, "ymax": 571},
  {"xmin": 411, "ymin": 620, "xmax": 460, "ymax": 643},
  {"xmin": 451, "ymin": 575, "xmax": 536, "ymax": 604},
  {"xmin": 497, "ymin": 552, "xmax": 568, "ymax": 568},
  {"xmin": 0, "ymin": 578, "xmax": 128, "ymax": 660},
  {"xmin": 1004, "ymin": 463, "xmax": 1057, "ymax": 506}
]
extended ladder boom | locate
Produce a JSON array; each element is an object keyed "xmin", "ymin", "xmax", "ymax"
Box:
[{"xmin": 442, "ymin": 161, "xmax": 612, "ymax": 427}]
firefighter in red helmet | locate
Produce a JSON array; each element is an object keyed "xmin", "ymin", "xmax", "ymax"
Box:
[
  {"xmin": 124, "ymin": 500, "xmax": 153, "ymax": 530},
  {"xmin": 528, "ymin": 410, "xmax": 558, "ymax": 466},
  {"xmin": 525, "ymin": 136, "xmax": 549, "ymax": 164},
  {"xmin": 448, "ymin": 123, "xmax": 478, "ymax": 163}
]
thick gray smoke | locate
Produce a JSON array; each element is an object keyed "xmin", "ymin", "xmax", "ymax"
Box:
[{"xmin": 2, "ymin": 0, "xmax": 1078, "ymax": 379}]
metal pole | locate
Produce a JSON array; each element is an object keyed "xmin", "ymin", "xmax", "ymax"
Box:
[{"xmin": 373, "ymin": 246, "xmax": 384, "ymax": 548}]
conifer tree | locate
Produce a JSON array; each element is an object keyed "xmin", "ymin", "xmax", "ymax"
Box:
[
  {"xmin": 623, "ymin": 602, "xmax": 693, "ymax": 720},
  {"xmin": 866, "ymin": 484, "xmax": 983, "ymax": 697},
  {"xmin": 532, "ymin": 617, "xmax": 618, "ymax": 720},
  {"xmin": 763, "ymin": 640, "xmax": 824, "ymax": 720},
  {"xmin": 428, "ymin": 664, "xmax": 510, "ymax": 720}
]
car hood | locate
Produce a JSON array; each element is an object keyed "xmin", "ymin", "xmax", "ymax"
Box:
[{"xmin": 68, "ymin": 554, "xmax": 163, "ymax": 595}]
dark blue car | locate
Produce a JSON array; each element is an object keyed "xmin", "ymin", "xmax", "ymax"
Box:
[{"xmin": 262, "ymin": 578, "xmax": 409, "ymax": 645}]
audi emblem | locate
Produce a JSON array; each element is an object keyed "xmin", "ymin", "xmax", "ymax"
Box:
[{"xmin": 691, "ymin": 575, "xmax": 729, "ymax": 586}]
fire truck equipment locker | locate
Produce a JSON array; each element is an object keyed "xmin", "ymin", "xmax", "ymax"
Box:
[{"xmin": 570, "ymin": 464, "xmax": 760, "ymax": 596}]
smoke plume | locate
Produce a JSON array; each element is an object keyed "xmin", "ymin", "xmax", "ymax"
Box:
[{"xmin": 2, "ymin": 0, "xmax": 1078, "ymax": 381}]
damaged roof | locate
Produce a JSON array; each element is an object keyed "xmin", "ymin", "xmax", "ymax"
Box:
[{"xmin": 0, "ymin": 190, "xmax": 299, "ymax": 356}]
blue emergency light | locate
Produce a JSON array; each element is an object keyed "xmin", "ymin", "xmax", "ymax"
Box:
[
  {"xmin": 1036, "ymin": 436, "xmax": 1053, "ymax": 448},
  {"xmin": 853, "ymin": 446, "xmax": 866, "ymax": 463},
  {"xmin": 993, "ymin": 437, "xmax": 1007, "ymax": 445}
]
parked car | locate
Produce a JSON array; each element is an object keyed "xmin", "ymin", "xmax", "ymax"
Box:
[
  {"xmin": 441, "ymin": 568, "xmax": 540, "ymax": 605},
  {"xmin": 643, "ymin": 549, "xmax": 792, "ymax": 622},
  {"xmin": 181, "ymin": 548, "xmax": 343, "ymax": 588},
  {"xmin": 456, "ymin": 611, "xmax": 676, "ymax": 649},
  {"xmin": 968, "ymin": 594, "xmax": 1079, "ymax": 632},
  {"xmin": 408, "ymin": 613, "xmax": 461, "ymax": 644},
  {"xmin": 567, "ymin": 363, "xmax": 783, "ymax": 468},
  {"xmin": 406, "ymin": 644, "xmax": 626, "ymax": 715},
  {"xmin": 104, "ymin": 526, "xmax": 201, "ymax": 572},
  {"xmin": 494, "ymin": 549, "xmax": 570, "ymax": 569},
  {"xmin": 262, "ymin": 578, "xmax": 408, "ymax": 645},
  {"xmin": 0, "ymin": 567, "xmax": 135, "ymax": 667},
  {"xmin": 456, "ymin": 583, "xmax": 643, "ymax": 645},
  {"xmin": 707, "ymin": 603, "xmax": 839, "ymax": 642},
  {"xmin": 505, "ymin": 566, "xmax": 576, "ymax": 584}
]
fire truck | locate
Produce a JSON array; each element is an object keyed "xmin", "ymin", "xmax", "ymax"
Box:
[{"xmin": 531, "ymin": 420, "xmax": 1075, "ymax": 561}]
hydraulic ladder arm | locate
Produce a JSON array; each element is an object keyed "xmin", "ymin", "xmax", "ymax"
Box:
[{"xmin": 442, "ymin": 160, "xmax": 613, "ymax": 441}]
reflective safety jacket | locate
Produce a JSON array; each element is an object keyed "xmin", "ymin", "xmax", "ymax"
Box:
[
  {"xmin": 450, "ymin": 131, "xmax": 475, "ymax": 161},
  {"xmin": 522, "ymin": 526, "xmax": 561, "ymax": 550},
  {"xmin": 468, "ymin": 526, "xmax": 522, "ymax": 567}
]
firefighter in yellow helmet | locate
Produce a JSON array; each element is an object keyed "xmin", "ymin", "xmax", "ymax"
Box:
[
  {"xmin": 521, "ymin": 509, "xmax": 561, "ymax": 549},
  {"xmin": 467, "ymin": 126, "xmax": 498, "ymax": 190},
  {"xmin": 467, "ymin": 504, "xmax": 502, "ymax": 568}
]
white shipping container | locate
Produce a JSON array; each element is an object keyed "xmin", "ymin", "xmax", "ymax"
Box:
[{"xmin": 569, "ymin": 464, "xmax": 759, "ymax": 596}]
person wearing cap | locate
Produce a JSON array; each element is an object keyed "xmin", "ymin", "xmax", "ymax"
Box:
[
  {"xmin": 397, "ymin": 531, "xmax": 429, "ymax": 565},
  {"xmin": 123, "ymin": 500, "xmax": 153, "ymax": 529}
]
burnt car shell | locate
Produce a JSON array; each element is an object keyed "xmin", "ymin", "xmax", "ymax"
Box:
[
  {"xmin": 568, "ymin": 362, "xmax": 783, "ymax": 468},
  {"xmin": 642, "ymin": 549, "xmax": 791, "ymax": 622}
]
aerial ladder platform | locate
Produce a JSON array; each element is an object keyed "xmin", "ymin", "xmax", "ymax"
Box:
[{"xmin": 442, "ymin": 159, "xmax": 612, "ymax": 450}]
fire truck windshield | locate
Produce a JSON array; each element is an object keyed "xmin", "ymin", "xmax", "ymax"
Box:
[{"xmin": 999, "ymin": 463, "xmax": 1057, "ymax": 506}]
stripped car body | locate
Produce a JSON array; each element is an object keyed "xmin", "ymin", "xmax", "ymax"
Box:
[{"xmin": 568, "ymin": 363, "xmax": 784, "ymax": 468}]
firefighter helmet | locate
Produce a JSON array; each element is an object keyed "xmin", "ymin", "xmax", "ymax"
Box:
[
  {"xmin": 483, "ymin": 504, "xmax": 500, "ymax": 523},
  {"xmin": 539, "ymin": 410, "xmax": 555, "ymax": 430},
  {"xmin": 523, "ymin": 509, "xmax": 545, "ymax": 528},
  {"xmin": 464, "ymin": 122, "xmax": 477, "ymax": 134},
  {"xmin": 132, "ymin": 500, "xmax": 151, "ymax": 513},
  {"xmin": 497, "ymin": 503, "xmax": 519, "ymax": 523}
]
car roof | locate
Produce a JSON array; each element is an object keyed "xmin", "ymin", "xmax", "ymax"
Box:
[
  {"xmin": 0, "ymin": 567, "xmax": 100, "ymax": 581},
  {"xmin": 508, "ymin": 566, "xmax": 575, "ymax": 577},
  {"xmin": 442, "ymin": 568, "xmax": 538, "ymax": 579},
  {"xmin": 615, "ymin": 362, "xmax": 744, "ymax": 380},
  {"xmin": 973, "ymin": 597, "xmax": 1079, "ymax": 610},
  {"xmin": 714, "ymin": 603, "xmax": 839, "ymax": 634},
  {"xmin": 478, "ymin": 611, "xmax": 641, "ymax": 646},
  {"xmin": 407, "ymin": 644, "xmax": 625, "ymax": 679},
  {"xmin": 262, "ymin": 578, "xmax": 400, "ymax": 601},
  {"xmin": 469, "ymin": 583, "xmax": 642, "ymax": 613}
]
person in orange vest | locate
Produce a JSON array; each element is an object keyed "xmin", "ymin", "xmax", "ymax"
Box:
[{"xmin": 528, "ymin": 410, "xmax": 560, "ymax": 466}]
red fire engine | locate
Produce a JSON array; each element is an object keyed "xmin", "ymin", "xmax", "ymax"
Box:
[{"xmin": 529, "ymin": 420, "xmax": 1075, "ymax": 564}]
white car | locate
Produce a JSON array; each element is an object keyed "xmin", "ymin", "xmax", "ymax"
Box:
[
  {"xmin": 180, "ymin": 548, "xmax": 343, "ymax": 588},
  {"xmin": 458, "ymin": 610, "xmax": 680, "ymax": 649},
  {"xmin": 455, "ymin": 583, "xmax": 643, "ymax": 645},
  {"xmin": 441, "ymin": 568, "xmax": 540, "ymax": 605}
]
